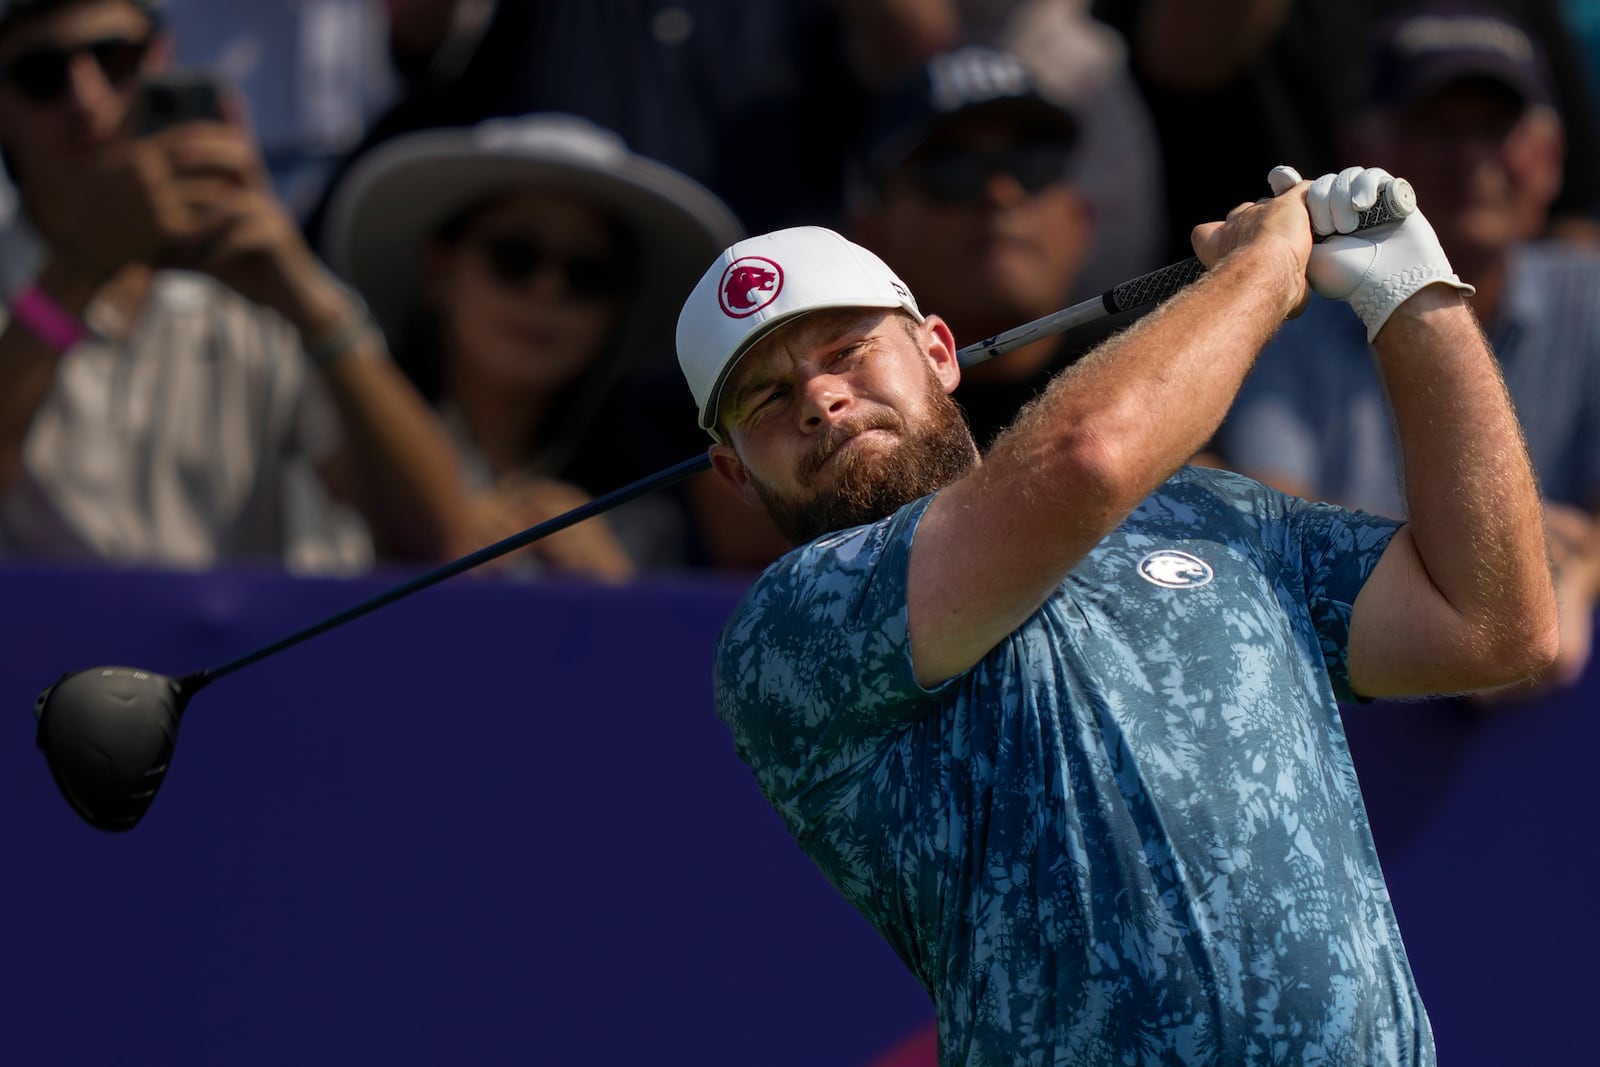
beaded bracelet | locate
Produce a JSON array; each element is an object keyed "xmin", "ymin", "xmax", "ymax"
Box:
[{"xmin": 303, "ymin": 298, "xmax": 382, "ymax": 367}]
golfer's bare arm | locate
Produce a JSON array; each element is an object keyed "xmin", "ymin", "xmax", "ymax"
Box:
[
  {"xmin": 906, "ymin": 190, "xmax": 1312, "ymax": 687},
  {"xmin": 1344, "ymin": 289, "xmax": 1558, "ymax": 697}
]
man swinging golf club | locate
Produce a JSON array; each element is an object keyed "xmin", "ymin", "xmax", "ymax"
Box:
[
  {"xmin": 674, "ymin": 166, "xmax": 1557, "ymax": 1064},
  {"xmin": 27, "ymin": 168, "xmax": 1416, "ymax": 835}
]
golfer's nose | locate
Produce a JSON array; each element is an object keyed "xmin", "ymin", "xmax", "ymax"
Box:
[{"xmin": 798, "ymin": 372, "xmax": 852, "ymax": 431}]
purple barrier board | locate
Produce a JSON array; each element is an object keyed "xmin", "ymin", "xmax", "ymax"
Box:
[
  {"xmin": 1, "ymin": 563, "xmax": 1594, "ymax": 1065},
  {"xmin": 1340, "ymin": 674, "xmax": 1599, "ymax": 1065},
  {"xmin": 0, "ymin": 564, "xmax": 930, "ymax": 1066}
]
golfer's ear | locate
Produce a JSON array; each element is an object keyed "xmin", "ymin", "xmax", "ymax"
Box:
[
  {"xmin": 922, "ymin": 314, "xmax": 960, "ymax": 393},
  {"xmin": 709, "ymin": 442, "xmax": 759, "ymax": 506}
]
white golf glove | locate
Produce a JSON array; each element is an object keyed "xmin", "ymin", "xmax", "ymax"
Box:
[{"xmin": 1268, "ymin": 164, "xmax": 1474, "ymax": 341}]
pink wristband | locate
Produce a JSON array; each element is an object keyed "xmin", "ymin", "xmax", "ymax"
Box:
[{"xmin": 11, "ymin": 282, "xmax": 88, "ymax": 354}]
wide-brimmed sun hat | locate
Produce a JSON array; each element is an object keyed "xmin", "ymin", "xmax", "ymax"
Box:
[{"xmin": 320, "ymin": 113, "xmax": 745, "ymax": 354}]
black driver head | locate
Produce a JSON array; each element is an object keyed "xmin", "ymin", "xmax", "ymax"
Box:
[{"xmin": 34, "ymin": 667, "xmax": 196, "ymax": 832}]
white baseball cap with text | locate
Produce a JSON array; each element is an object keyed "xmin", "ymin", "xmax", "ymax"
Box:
[{"xmin": 676, "ymin": 226, "xmax": 923, "ymax": 440}]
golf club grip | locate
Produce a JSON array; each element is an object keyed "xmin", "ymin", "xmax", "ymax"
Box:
[
  {"xmin": 1104, "ymin": 177, "xmax": 1417, "ymax": 315},
  {"xmin": 958, "ymin": 177, "xmax": 1418, "ymax": 366},
  {"xmin": 1101, "ymin": 258, "xmax": 1207, "ymax": 316}
]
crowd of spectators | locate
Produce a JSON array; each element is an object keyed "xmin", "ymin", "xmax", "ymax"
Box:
[
  {"xmin": 318, "ymin": 111, "xmax": 742, "ymax": 579},
  {"xmin": 1214, "ymin": 1, "xmax": 1600, "ymax": 700},
  {"xmin": 0, "ymin": 5, "xmax": 1592, "ymax": 1063},
  {"xmin": 0, "ymin": 0, "xmax": 472, "ymax": 572},
  {"xmin": 0, "ymin": 1, "xmax": 1595, "ymax": 630}
]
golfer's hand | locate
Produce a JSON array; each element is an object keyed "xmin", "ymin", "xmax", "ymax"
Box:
[
  {"xmin": 1272, "ymin": 164, "xmax": 1474, "ymax": 341},
  {"xmin": 1190, "ymin": 176, "xmax": 1313, "ymax": 316}
]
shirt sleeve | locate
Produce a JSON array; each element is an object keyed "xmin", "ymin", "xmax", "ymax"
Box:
[
  {"xmin": 1281, "ymin": 494, "xmax": 1403, "ymax": 704},
  {"xmin": 713, "ymin": 494, "xmax": 951, "ymax": 830}
]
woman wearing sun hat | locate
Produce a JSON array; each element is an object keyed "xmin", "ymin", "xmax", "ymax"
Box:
[{"xmin": 321, "ymin": 112, "xmax": 743, "ymax": 579}]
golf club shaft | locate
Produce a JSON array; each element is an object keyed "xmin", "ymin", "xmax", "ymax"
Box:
[
  {"xmin": 201, "ymin": 272, "xmax": 1153, "ymax": 685},
  {"xmin": 197, "ymin": 453, "xmax": 715, "ymax": 684},
  {"xmin": 190, "ymin": 300, "xmax": 1079, "ymax": 685},
  {"xmin": 958, "ymin": 177, "xmax": 1416, "ymax": 367},
  {"xmin": 955, "ymin": 258, "xmax": 1203, "ymax": 367},
  {"xmin": 192, "ymin": 179, "xmax": 1418, "ymax": 686},
  {"xmin": 193, "ymin": 280, "xmax": 1175, "ymax": 684}
]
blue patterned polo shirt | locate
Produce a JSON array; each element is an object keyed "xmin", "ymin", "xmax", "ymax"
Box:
[{"xmin": 715, "ymin": 466, "xmax": 1431, "ymax": 1066}]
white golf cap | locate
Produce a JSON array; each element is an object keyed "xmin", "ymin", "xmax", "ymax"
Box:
[{"xmin": 676, "ymin": 226, "xmax": 922, "ymax": 439}]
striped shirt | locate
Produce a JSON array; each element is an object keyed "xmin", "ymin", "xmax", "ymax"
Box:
[{"xmin": 0, "ymin": 222, "xmax": 370, "ymax": 571}]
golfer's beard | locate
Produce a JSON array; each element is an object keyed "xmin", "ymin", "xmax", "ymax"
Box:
[{"xmin": 750, "ymin": 387, "xmax": 978, "ymax": 545}]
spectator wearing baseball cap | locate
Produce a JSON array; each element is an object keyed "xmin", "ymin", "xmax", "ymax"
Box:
[
  {"xmin": 322, "ymin": 112, "xmax": 745, "ymax": 580},
  {"xmin": 1097, "ymin": 0, "xmax": 1600, "ymax": 259},
  {"xmin": 1364, "ymin": 0, "xmax": 1559, "ymax": 109},
  {"xmin": 848, "ymin": 42, "xmax": 1141, "ymax": 452},
  {"xmin": 1219, "ymin": 0, "xmax": 1600, "ymax": 699}
]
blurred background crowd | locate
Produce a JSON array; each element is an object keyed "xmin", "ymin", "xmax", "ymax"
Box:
[{"xmin": 0, "ymin": 0, "xmax": 1595, "ymax": 662}]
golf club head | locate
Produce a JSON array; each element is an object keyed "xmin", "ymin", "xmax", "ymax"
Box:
[{"xmin": 34, "ymin": 667, "xmax": 196, "ymax": 832}]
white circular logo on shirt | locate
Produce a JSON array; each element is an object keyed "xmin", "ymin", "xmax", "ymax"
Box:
[{"xmin": 1137, "ymin": 550, "xmax": 1214, "ymax": 589}]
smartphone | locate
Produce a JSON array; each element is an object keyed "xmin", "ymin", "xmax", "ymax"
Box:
[{"xmin": 133, "ymin": 71, "xmax": 227, "ymax": 137}]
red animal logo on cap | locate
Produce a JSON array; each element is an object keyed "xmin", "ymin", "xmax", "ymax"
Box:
[{"xmin": 719, "ymin": 257, "xmax": 783, "ymax": 318}]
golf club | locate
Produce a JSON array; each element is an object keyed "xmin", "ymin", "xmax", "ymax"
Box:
[{"xmin": 33, "ymin": 179, "xmax": 1416, "ymax": 832}]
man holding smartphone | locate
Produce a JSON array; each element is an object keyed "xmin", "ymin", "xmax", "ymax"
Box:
[{"xmin": 0, "ymin": 0, "xmax": 477, "ymax": 571}]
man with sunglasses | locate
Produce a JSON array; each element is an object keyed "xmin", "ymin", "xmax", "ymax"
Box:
[
  {"xmin": 1220, "ymin": 3, "xmax": 1600, "ymax": 699},
  {"xmin": 0, "ymin": 0, "xmax": 475, "ymax": 570},
  {"xmin": 850, "ymin": 44, "xmax": 1115, "ymax": 452}
]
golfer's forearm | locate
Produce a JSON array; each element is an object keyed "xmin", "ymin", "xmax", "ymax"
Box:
[
  {"xmin": 1377, "ymin": 287, "xmax": 1558, "ymax": 660},
  {"xmin": 909, "ymin": 238, "xmax": 1304, "ymax": 687},
  {"xmin": 994, "ymin": 238, "xmax": 1300, "ymax": 514}
]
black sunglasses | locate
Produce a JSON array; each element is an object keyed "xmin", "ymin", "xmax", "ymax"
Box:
[
  {"xmin": 472, "ymin": 235, "xmax": 634, "ymax": 300},
  {"xmin": 0, "ymin": 35, "xmax": 152, "ymax": 103},
  {"xmin": 904, "ymin": 139, "xmax": 1074, "ymax": 203}
]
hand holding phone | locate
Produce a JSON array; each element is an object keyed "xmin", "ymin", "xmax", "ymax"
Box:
[{"xmin": 133, "ymin": 71, "xmax": 226, "ymax": 137}]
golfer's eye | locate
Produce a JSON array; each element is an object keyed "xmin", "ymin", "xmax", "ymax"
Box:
[
  {"xmin": 750, "ymin": 385, "xmax": 786, "ymax": 416},
  {"xmin": 829, "ymin": 342, "xmax": 864, "ymax": 369}
]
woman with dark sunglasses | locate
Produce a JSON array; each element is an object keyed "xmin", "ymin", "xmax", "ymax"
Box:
[
  {"xmin": 0, "ymin": 0, "xmax": 485, "ymax": 573},
  {"xmin": 321, "ymin": 112, "xmax": 744, "ymax": 580}
]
